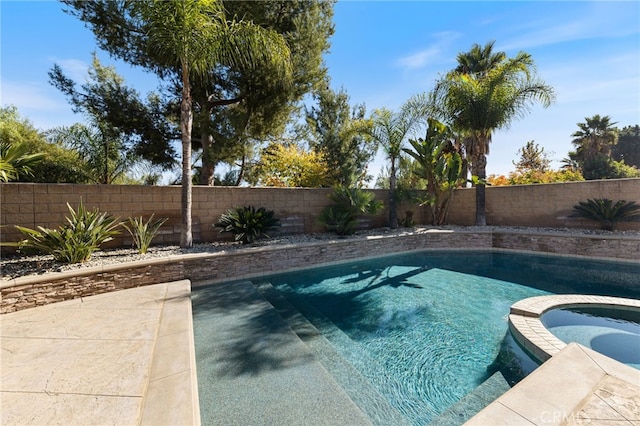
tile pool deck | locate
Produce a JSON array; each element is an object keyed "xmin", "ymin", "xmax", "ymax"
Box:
[
  {"xmin": 2, "ymin": 279, "xmax": 639, "ymax": 425},
  {"xmin": 0, "ymin": 281, "xmax": 200, "ymax": 426},
  {"xmin": 466, "ymin": 343, "xmax": 640, "ymax": 425}
]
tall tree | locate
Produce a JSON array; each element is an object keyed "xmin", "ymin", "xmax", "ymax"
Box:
[
  {"xmin": 455, "ymin": 40, "xmax": 506, "ymax": 77},
  {"xmin": 430, "ymin": 43, "xmax": 555, "ymax": 225},
  {"xmin": 571, "ymin": 114, "xmax": 618, "ymax": 158},
  {"xmin": 47, "ymin": 123, "xmax": 136, "ymax": 184},
  {"xmin": 63, "ymin": 0, "xmax": 292, "ymax": 247},
  {"xmin": 613, "ymin": 125, "xmax": 640, "ymax": 168},
  {"xmin": 368, "ymin": 101, "xmax": 426, "ymax": 228},
  {"xmin": 193, "ymin": 0, "xmax": 335, "ymax": 185},
  {"xmin": 49, "ymin": 54, "xmax": 177, "ymax": 169},
  {"xmin": 513, "ymin": 140, "xmax": 551, "ymax": 173},
  {"xmin": 569, "ymin": 115, "xmax": 639, "ymax": 180},
  {"xmin": 503, "ymin": 140, "xmax": 581, "ymax": 185},
  {"xmin": 305, "ymin": 84, "xmax": 375, "ymax": 187}
]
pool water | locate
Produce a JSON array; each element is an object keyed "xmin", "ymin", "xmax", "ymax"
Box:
[
  {"xmin": 193, "ymin": 250, "xmax": 640, "ymax": 425},
  {"xmin": 542, "ymin": 307, "xmax": 640, "ymax": 370}
]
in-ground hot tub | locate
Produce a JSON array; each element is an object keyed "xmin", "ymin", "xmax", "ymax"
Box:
[
  {"xmin": 508, "ymin": 295, "xmax": 640, "ymax": 366},
  {"xmin": 541, "ymin": 305, "xmax": 640, "ymax": 369}
]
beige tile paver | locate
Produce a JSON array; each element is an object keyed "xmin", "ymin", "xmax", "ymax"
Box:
[
  {"xmin": 0, "ymin": 280, "xmax": 198, "ymax": 426},
  {"xmin": 467, "ymin": 344, "xmax": 640, "ymax": 426}
]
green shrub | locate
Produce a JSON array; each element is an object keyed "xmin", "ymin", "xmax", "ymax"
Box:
[
  {"xmin": 318, "ymin": 204, "xmax": 358, "ymax": 236},
  {"xmin": 399, "ymin": 210, "xmax": 415, "ymax": 227},
  {"xmin": 123, "ymin": 214, "xmax": 168, "ymax": 254},
  {"xmin": 215, "ymin": 206, "xmax": 280, "ymax": 244},
  {"xmin": 319, "ymin": 186, "xmax": 383, "ymax": 235},
  {"xmin": 570, "ymin": 198, "xmax": 640, "ymax": 231},
  {"xmin": 15, "ymin": 201, "xmax": 121, "ymax": 263}
]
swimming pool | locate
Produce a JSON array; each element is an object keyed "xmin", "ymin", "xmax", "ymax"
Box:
[{"xmin": 193, "ymin": 250, "xmax": 640, "ymax": 425}]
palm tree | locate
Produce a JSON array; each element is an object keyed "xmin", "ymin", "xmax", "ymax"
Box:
[
  {"xmin": 0, "ymin": 141, "xmax": 44, "ymax": 182},
  {"xmin": 571, "ymin": 114, "xmax": 618, "ymax": 159},
  {"xmin": 368, "ymin": 102, "xmax": 426, "ymax": 228},
  {"xmin": 137, "ymin": 0, "xmax": 291, "ymax": 247},
  {"xmin": 455, "ymin": 40, "xmax": 506, "ymax": 77},
  {"xmin": 560, "ymin": 156, "xmax": 580, "ymax": 172},
  {"xmin": 47, "ymin": 124, "xmax": 133, "ymax": 184},
  {"xmin": 431, "ymin": 47, "xmax": 555, "ymax": 225},
  {"xmin": 452, "ymin": 41, "xmax": 507, "ymax": 187}
]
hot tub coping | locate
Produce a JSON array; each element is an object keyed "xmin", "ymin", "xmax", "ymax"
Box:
[{"xmin": 508, "ymin": 294, "xmax": 640, "ymax": 362}]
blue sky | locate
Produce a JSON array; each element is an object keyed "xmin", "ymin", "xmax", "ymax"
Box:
[{"xmin": 2, "ymin": 1, "xmax": 639, "ymax": 179}]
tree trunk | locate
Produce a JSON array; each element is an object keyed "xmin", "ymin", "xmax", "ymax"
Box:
[
  {"xmin": 235, "ymin": 154, "xmax": 246, "ymax": 186},
  {"xmin": 180, "ymin": 64, "xmax": 193, "ymax": 248},
  {"xmin": 474, "ymin": 153, "xmax": 487, "ymax": 226},
  {"xmin": 199, "ymin": 132, "xmax": 215, "ymax": 186},
  {"xmin": 389, "ymin": 158, "xmax": 398, "ymax": 229},
  {"xmin": 103, "ymin": 137, "xmax": 109, "ymax": 184},
  {"xmin": 438, "ymin": 191, "xmax": 454, "ymax": 225}
]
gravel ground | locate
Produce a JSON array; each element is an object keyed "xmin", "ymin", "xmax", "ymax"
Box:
[{"xmin": 2, "ymin": 225, "xmax": 638, "ymax": 281}]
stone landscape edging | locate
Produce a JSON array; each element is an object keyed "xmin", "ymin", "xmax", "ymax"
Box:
[{"xmin": 2, "ymin": 229, "xmax": 638, "ymax": 313}]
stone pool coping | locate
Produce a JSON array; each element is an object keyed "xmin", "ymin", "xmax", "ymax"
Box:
[
  {"xmin": 509, "ymin": 294, "xmax": 640, "ymax": 362},
  {"xmin": 469, "ymin": 295, "xmax": 640, "ymax": 424},
  {"xmin": 467, "ymin": 342, "xmax": 640, "ymax": 425}
]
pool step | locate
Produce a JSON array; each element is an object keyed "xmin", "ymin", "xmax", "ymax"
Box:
[
  {"xmin": 192, "ymin": 280, "xmax": 373, "ymax": 426},
  {"xmin": 428, "ymin": 371, "xmax": 511, "ymax": 426},
  {"xmin": 253, "ymin": 281, "xmax": 411, "ymax": 426}
]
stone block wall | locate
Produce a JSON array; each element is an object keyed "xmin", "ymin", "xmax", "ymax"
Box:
[
  {"xmin": 471, "ymin": 178, "xmax": 640, "ymax": 228},
  {"xmin": 492, "ymin": 231, "xmax": 640, "ymax": 260},
  {"xmin": 1, "ymin": 179, "xmax": 638, "ymax": 251}
]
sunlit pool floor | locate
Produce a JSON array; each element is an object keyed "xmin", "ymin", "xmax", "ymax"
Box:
[{"xmin": 193, "ymin": 279, "xmax": 640, "ymax": 425}]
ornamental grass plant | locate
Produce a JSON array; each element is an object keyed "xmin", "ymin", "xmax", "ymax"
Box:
[{"xmin": 123, "ymin": 214, "xmax": 168, "ymax": 254}]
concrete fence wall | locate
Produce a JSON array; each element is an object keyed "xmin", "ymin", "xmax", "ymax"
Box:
[
  {"xmin": 449, "ymin": 178, "xmax": 640, "ymax": 228},
  {"xmin": 1, "ymin": 179, "xmax": 639, "ymax": 250}
]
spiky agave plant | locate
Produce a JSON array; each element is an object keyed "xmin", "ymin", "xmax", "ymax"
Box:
[
  {"xmin": 15, "ymin": 201, "xmax": 121, "ymax": 263},
  {"xmin": 570, "ymin": 198, "xmax": 640, "ymax": 231},
  {"xmin": 215, "ymin": 206, "xmax": 280, "ymax": 244}
]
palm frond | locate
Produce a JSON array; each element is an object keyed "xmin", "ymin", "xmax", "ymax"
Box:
[
  {"xmin": 570, "ymin": 198, "xmax": 640, "ymax": 231},
  {"xmin": 0, "ymin": 141, "xmax": 45, "ymax": 182}
]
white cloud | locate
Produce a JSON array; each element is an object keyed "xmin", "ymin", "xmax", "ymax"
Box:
[
  {"xmin": 49, "ymin": 57, "xmax": 90, "ymax": 82},
  {"xmin": 397, "ymin": 47, "xmax": 441, "ymax": 69},
  {"xmin": 558, "ymin": 77, "xmax": 638, "ymax": 105},
  {"xmin": 0, "ymin": 80, "xmax": 78, "ymax": 130},
  {"xmin": 395, "ymin": 31, "xmax": 462, "ymax": 70},
  {"xmin": 500, "ymin": 3, "xmax": 639, "ymax": 51},
  {"xmin": 1, "ymin": 81, "xmax": 63, "ymax": 111},
  {"xmin": 538, "ymin": 48, "xmax": 639, "ymax": 114}
]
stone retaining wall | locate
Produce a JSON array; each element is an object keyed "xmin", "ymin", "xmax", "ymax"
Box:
[
  {"xmin": 492, "ymin": 231, "xmax": 640, "ymax": 260},
  {"xmin": 2, "ymin": 230, "xmax": 637, "ymax": 314}
]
